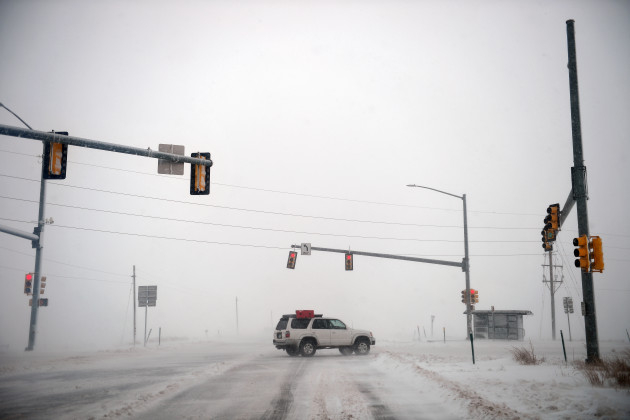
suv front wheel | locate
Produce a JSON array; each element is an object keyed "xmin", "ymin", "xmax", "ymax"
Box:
[
  {"xmin": 299, "ymin": 339, "xmax": 317, "ymax": 357},
  {"xmin": 354, "ymin": 339, "xmax": 370, "ymax": 355},
  {"xmin": 339, "ymin": 347, "xmax": 354, "ymax": 356}
]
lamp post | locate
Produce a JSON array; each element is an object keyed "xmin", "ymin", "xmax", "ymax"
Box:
[{"xmin": 407, "ymin": 184, "xmax": 472, "ymax": 337}]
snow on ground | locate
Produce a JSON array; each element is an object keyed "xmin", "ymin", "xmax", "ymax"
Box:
[
  {"xmin": 375, "ymin": 338, "xmax": 630, "ymax": 419},
  {"xmin": 1, "ymin": 337, "xmax": 629, "ymax": 419}
]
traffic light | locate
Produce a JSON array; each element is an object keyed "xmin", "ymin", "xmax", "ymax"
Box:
[
  {"xmin": 472, "ymin": 289, "xmax": 479, "ymax": 304},
  {"xmin": 461, "ymin": 290, "xmax": 466, "ymax": 304},
  {"xmin": 591, "ymin": 236, "xmax": 604, "ymax": 272},
  {"xmin": 24, "ymin": 273, "xmax": 33, "ymax": 295},
  {"xmin": 541, "ymin": 232, "xmax": 553, "ymax": 251},
  {"xmin": 345, "ymin": 253, "xmax": 353, "ymax": 271},
  {"xmin": 190, "ymin": 152, "xmax": 211, "ymax": 195},
  {"xmin": 546, "ymin": 204, "xmax": 560, "ymax": 232},
  {"xmin": 39, "ymin": 298, "xmax": 48, "ymax": 307},
  {"xmin": 40, "ymin": 276, "xmax": 46, "ymax": 295},
  {"xmin": 42, "ymin": 132, "xmax": 68, "ymax": 179},
  {"xmin": 286, "ymin": 251, "xmax": 297, "ymax": 269},
  {"xmin": 573, "ymin": 235, "xmax": 590, "ymax": 271}
]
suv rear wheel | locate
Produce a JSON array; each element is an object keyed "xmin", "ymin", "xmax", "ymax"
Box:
[
  {"xmin": 354, "ymin": 339, "xmax": 370, "ymax": 355},
  {"xmin": 299, "ymin": 339, "xmax": 317, "ymax": 357}
]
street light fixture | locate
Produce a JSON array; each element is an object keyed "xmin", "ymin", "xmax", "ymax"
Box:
[{"xmin": 407, "ymin": 184, "xmax": 472, "ymax": 337}]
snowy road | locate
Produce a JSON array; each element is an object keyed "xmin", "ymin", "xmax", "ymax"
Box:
[
  {"xmin": 1, "ymin": 339, "xmax": 629, "ymax": 419},
  {"xmin": 0, "ymin": 341, "xmax": 463, "ymax": 419}
]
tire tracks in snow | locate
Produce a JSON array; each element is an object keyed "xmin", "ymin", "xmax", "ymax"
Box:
[
  {"xmin": 382, "ymin": 351, "xmax": 539, "ymax": 420},
  {"xmin": 261, "ymin": 357, "xmax": 308, "ymax": 420}
]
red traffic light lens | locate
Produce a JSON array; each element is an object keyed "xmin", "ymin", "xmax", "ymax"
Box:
[{"xmin": 26, "ymin": 273, "xmax": 33, "ymax": 280}]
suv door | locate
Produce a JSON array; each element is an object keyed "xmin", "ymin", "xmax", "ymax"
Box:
[
  {"xmin": 329, "ymin": 319, "xmax": 352, "ymax": 346},
  {"xmin": 311, "ymin": 318, "xmax": 331, "ymax": 346}
]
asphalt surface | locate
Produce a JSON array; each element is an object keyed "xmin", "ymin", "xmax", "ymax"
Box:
[{"xmin": 0, "ymin": 341, "xmax": 462, "ymax": 419}]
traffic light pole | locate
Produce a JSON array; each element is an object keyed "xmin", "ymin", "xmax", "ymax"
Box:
[
  {"xmin": 407, "ymin": 185, "xmax": 472, "ymax": 337},
  {"xmin": 26, "ymin": 144, "xmax": 48, "ymax": 351},
  {"xmin": 566, "ymin": 20, "xmax": 599, "ymax": 362},
  {"xmin": 133, "ymin": 265, "xmax": 137, "ymax": 347},
  {"xmin": 0, "ymin": 123, "xmax": 213, "ymax": 351}
]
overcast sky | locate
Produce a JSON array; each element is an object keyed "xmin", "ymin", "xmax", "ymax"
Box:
[{"xmin": 1, "ymin": 0, "xmax": 628, "ymax": 351}]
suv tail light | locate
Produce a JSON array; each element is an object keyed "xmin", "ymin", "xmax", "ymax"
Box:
[{"xmin": 285, "ymin": 331, "xmax": 290, "ymax": 338}]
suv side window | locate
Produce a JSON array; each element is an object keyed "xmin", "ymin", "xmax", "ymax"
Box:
[
  {"xmin": 312, "ymin": 319, "xmax": 329, "ymax": 329},
  {"xmin": 291, "ymin": 318, "xmax": 311, "ymax": 329},
  {"xmin": 329, "ymin": 319, "xmax": 346, "ymax": 329}
]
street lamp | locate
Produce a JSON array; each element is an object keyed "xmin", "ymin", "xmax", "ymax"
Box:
[{"xmin": 407, "ymin": 184, "xmax": 472, "ymax": 337}]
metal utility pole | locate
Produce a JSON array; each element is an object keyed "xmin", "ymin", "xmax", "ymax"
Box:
[
  {"xmin": 566, "ymin": 19, "xmax": 599, "ymax": 362},
  {"xmin": 549, "ymin": 250, "xmax": 556, "ymax": 340},
  {"xmin": 407, "ymin": 185, "xmax": 472, "ymax": 337},
  {"xmin": 542, "ymin": 252, "xmax": 563, "ymax": 340},
  {"xmin": 133, "ymin": 265, "xmax": 136, "ymax": 347},
  {"xmin": 548, "ymin": 251, "xmax": 556, "ymax": 340},
  {"xmin": 235, "ymin": 297, "xmax": 239, "ymax": 335},
  {"xmin": 25, "ymin": 142, "xmax": 47, "ymax": 351}
]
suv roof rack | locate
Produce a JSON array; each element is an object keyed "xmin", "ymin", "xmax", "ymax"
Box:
[{"xmin": 281, "ymin": 314, "xmax": 323, "ymax": 319}]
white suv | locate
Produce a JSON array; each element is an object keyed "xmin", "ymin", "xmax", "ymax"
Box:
[{"xmin": 273, "ymin": 312, "xmax": 375, "ymax": 357}]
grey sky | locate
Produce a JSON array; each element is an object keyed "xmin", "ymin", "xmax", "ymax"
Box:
[{"xmin": 1, "ymin": 0, "xmax": 629, "ymax": 350}]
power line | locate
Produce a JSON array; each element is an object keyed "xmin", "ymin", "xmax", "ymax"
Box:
[
  {"xmin": 0, "ymin": 177, "xmax": 541, "ymax": 230},
  {"xmin": 0, "ymin": 264, "xmax": 129, "ymax": 285},
  {"xmin": 0, "ymin": 160, "xmax": 542, "ymax": 217},
  {"xmin": 0, "ymin": 220, "xmax": 548, "ymax": 258},
  {"xmin": 0, "ymin": 244, "xmax": 130, "ymax": 278},
  {"xmin": 0, "ymin": 195, "xmax": 541, "ymax": 243}
]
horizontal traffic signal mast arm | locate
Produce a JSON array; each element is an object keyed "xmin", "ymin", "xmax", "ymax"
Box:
[
  {"xmin": 0, "ymin": 224, "xmax": 39, "ymax": 241},
  {"xmin": 560, "ymin": 188, "xmax": 575, "ymax": 229},
  {"xmin": 291, "ymin": 244, "xmax": 465, "ymax": 270},
  {"xmin": 0, "ymin": 124, "xmax": 213, "ymax": 168}
]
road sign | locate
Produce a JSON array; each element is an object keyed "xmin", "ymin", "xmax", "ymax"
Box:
[
  {"xmin": 138, "ymin": 285, "xmax": 157, "ymax": 307},
  {"xmin": 29, "ymin": 298, "xmax": 48, "ymax": 307},
  {"xmin": 300, "ymin": 243, "xmax": 311, "ymax": 255},
  {"xmin": 157, "ymin": 144, "xmax": 185, "ymax": 175}
]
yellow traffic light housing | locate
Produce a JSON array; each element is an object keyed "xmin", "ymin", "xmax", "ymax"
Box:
[
  {"xmin": 591, "ymin": 236, "xmax": 604, "ymax": 272},
  {"xmin": 40, "ymin": 276, "xmax": 47, "ymax": 295},
  {"xmin": 190, "ymin": 152, "xmax": 211, "ymax": 195},
  {"xmin": 573, "ymin": 235, "xmax": 590, "ymax": 271},
  {"xmin": 546, "ymin": 204, "xmax": 560, "ymax": 232},
  {"xmin": 42, "ymin": 132, "xmax": 69, "ymax": 180}
]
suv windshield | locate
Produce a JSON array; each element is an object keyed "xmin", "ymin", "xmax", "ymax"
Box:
[{"xmin": 329, "ymin": 319, "xmax": 346, "ymax": 329}]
